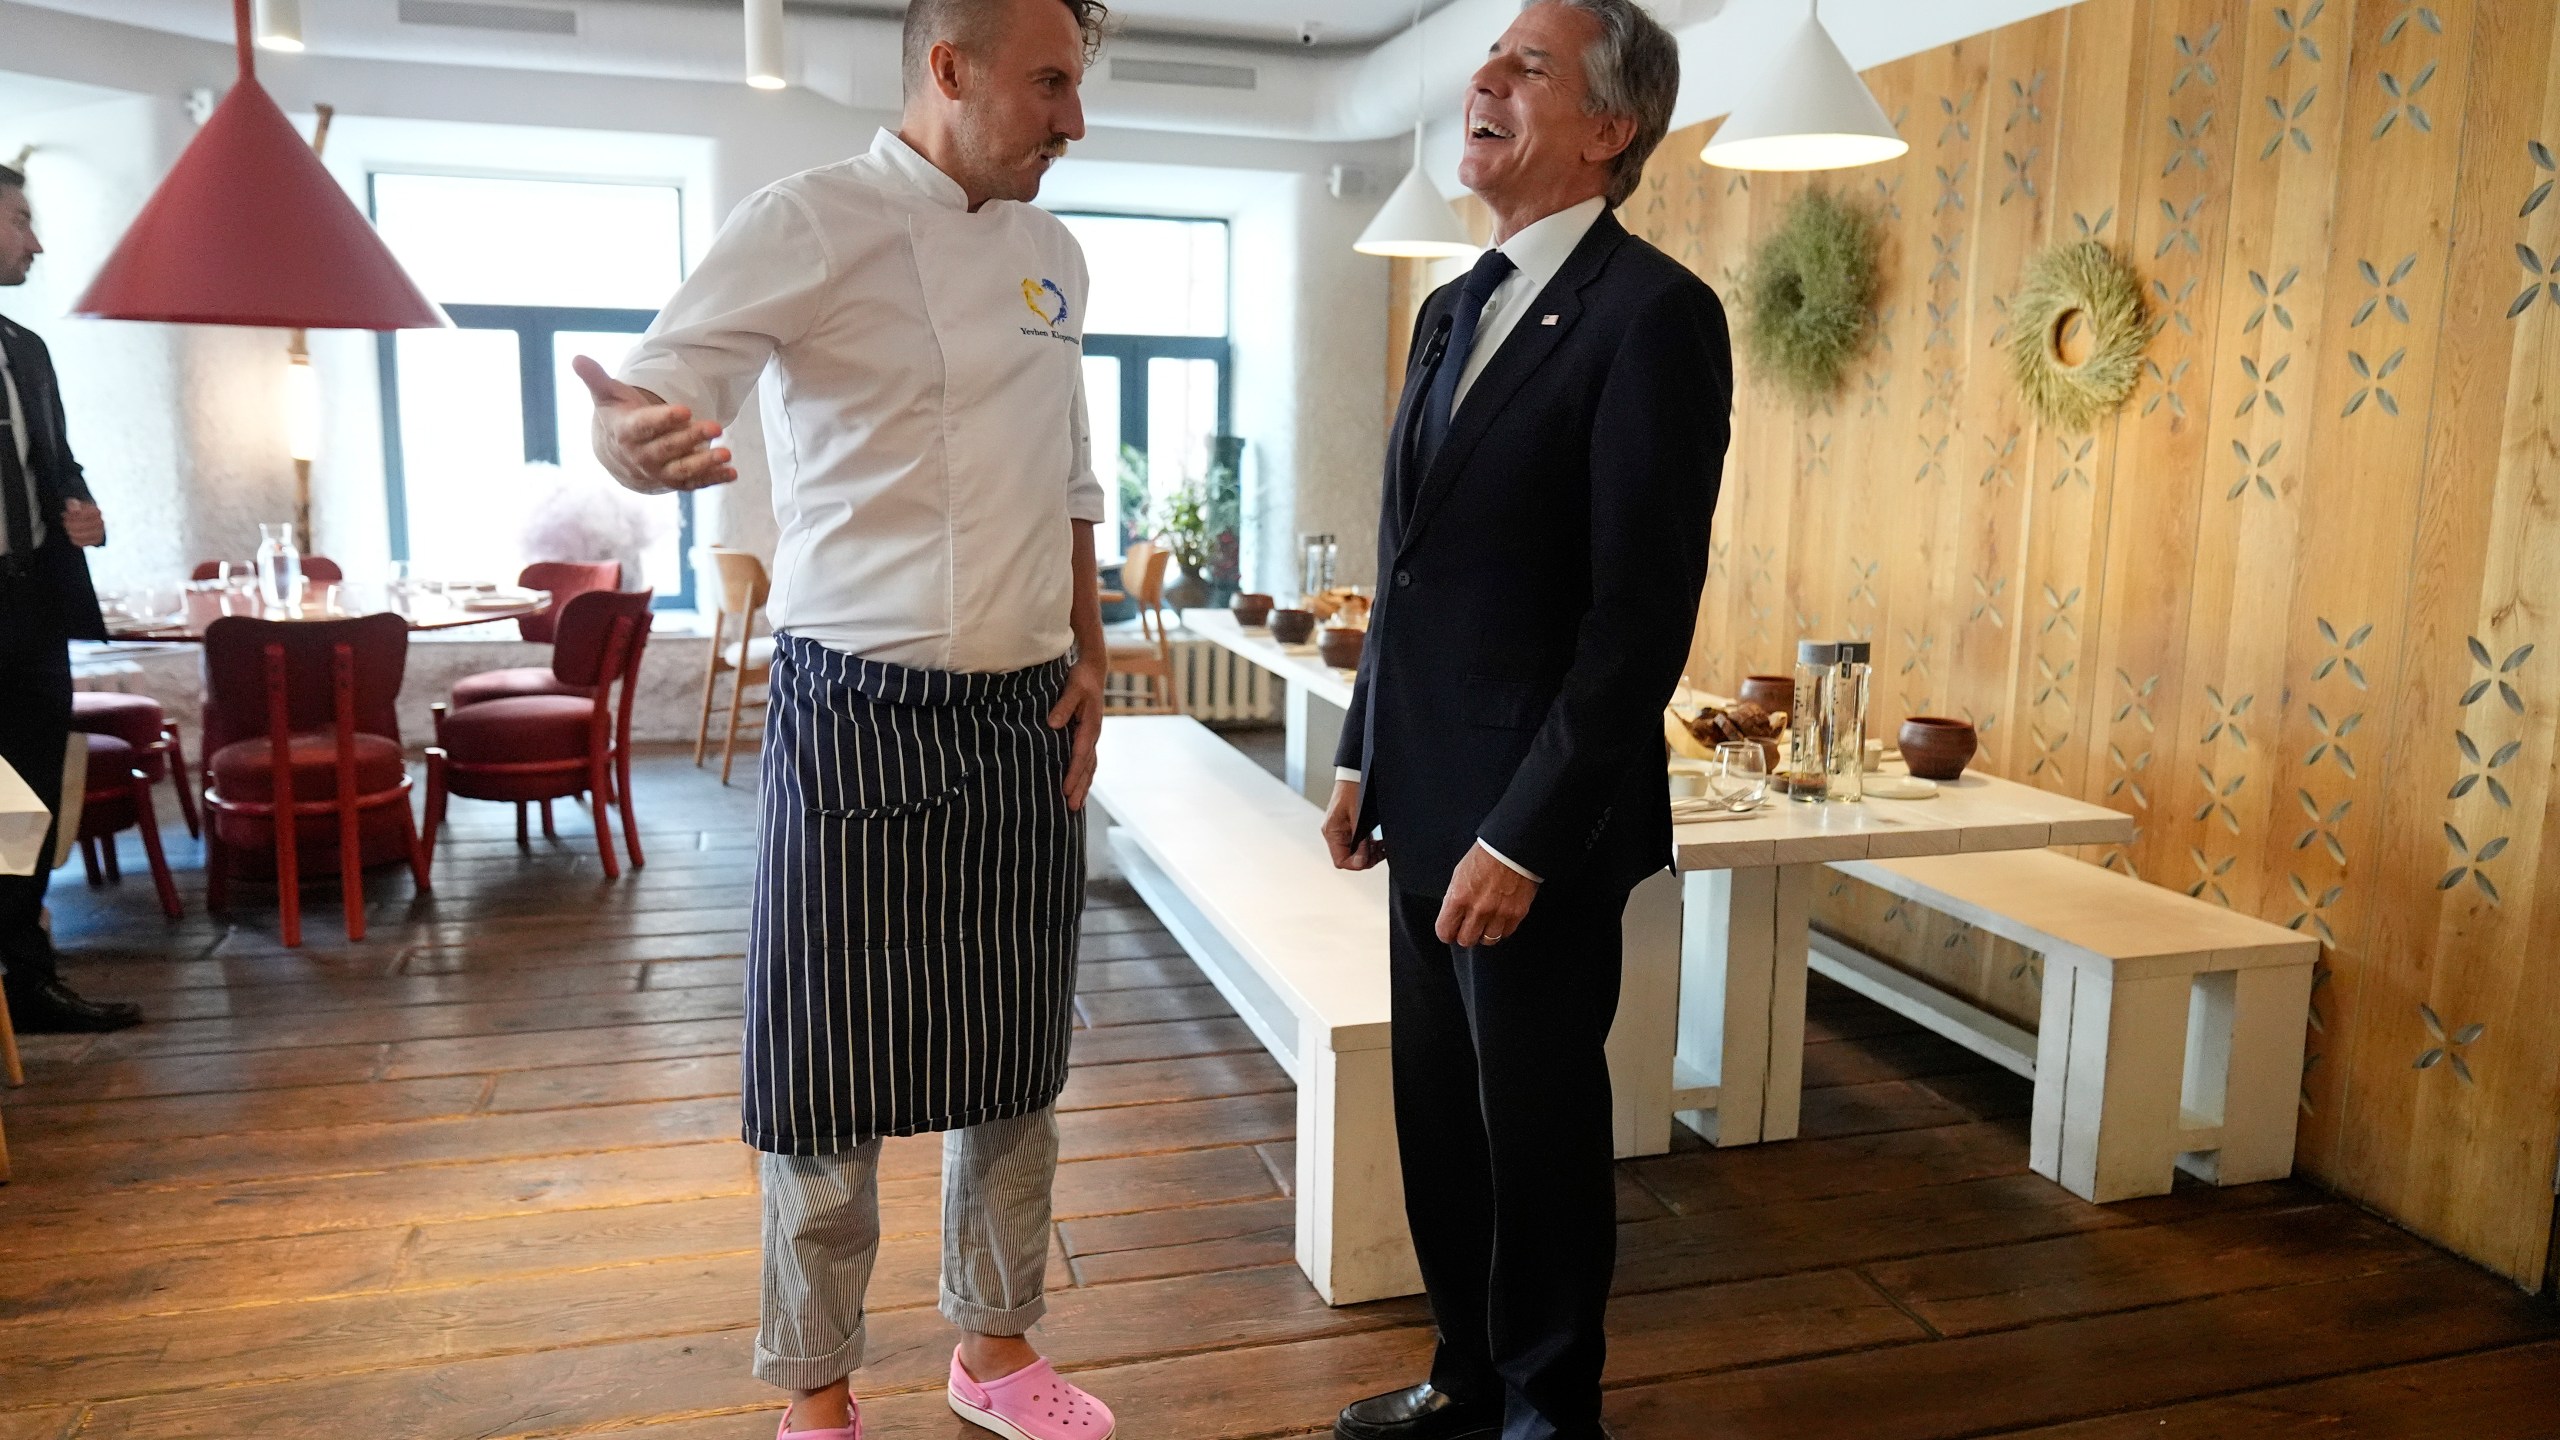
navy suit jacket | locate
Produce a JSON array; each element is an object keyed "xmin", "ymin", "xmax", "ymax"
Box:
[
  {"xmin": 1336, "ymin": 211, "xmax": 1732, "ymax": 898},
  {"xmin": 0, "ymin": 314, "xmax": 106, "ymax": 641}
]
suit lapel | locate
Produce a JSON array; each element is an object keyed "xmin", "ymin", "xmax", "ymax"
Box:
[
  {"xmin": 0, "ymin": 318, "xmax": 54, "ymax": 486},
  {"xmin": 1396, "ymin": 214, "xmax": 1627, "ymax": 559},
  {"xmin": 1387, "ymin": 290, "xmax": 1454, "ymax": 530}
]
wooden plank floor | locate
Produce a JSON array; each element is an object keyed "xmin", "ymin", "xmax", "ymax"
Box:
[{"xmin": 4, "ymin": 748, "xmax": 2554, "ymax": 1439}]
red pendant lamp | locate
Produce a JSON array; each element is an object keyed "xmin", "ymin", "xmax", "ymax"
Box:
[{"xmin": 74, "ymin": 0, "xmax": 446, "ymax": 330}]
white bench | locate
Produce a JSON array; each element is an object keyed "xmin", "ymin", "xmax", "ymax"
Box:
[
  {"xmin": 1089, "ymin": 716, "xmax": 1686, "ymax": 1305},
  {"xmin": 1826, "ymin": 850, "xmax": 2318, "ymax": 1204},
  {"xmin": 1089, "ymin": 716, "xmax": 1417, "ymax": 1305}
]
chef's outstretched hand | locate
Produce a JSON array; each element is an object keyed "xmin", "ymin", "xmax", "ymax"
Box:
[
  {"xmin": 574, "ymin": 355, "xmax": 737, "ymax": 495},
  {"xmin": 1051, "ymin": 652, "xmax": 1106, "ymax": 811}
]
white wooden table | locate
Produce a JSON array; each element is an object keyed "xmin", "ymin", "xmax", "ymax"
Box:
[
  {"xmin": 1182, "ymin": 610, "xmax": 1354, "ymax": 806},
  {"xmin": 1627, "ymin": 768, "xmax": 2136, "ymax": 1152},
  {"xmin": 0, "ymin": 755, "xmax": 51, "ymax": 878}
]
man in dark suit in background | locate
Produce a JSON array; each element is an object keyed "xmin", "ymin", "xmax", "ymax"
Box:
[
  {"xmin": 1321, "ymin": 3, "xmax": 1729, "ymax": 1438},
  {"xmin": 0, "ymin": 163, "xmax": 143, "ymax": 1033}
]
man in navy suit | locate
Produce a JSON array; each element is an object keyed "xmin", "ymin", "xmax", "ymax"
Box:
[
  {"xmin": 1321, "ymin": 4, "xmax": 1729, "ymax": 1438},
  {"xmin": 0, "ymin": 163, "xmax": 143, "ymax": 1034}
]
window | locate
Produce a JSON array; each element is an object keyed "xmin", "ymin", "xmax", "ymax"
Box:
[
  {"xmin": 1054, "ymin": 215, "xmax": 1230, "ymax": 562},
  {"xmin": 369, "ymin": 173, "xmax": 694, "ymax": 607}
]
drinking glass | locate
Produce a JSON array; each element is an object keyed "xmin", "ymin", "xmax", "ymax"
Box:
[{"xmin": 1711, "ymin": 741, "xmax": 1769, "ymax": 811}]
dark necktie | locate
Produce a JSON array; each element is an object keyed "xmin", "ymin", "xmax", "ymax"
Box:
[
  {"xmin": 0, "ymin": 373, "xmax": 34, "ymax": 562},
  {"xmin": 1411, "ymin": 247, "xmax": 1518, "ymax": 487}
]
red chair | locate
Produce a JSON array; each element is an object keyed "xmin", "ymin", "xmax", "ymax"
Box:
[
  {"xmin": 70, "ymin": 691, "xmax": 198, "ymax": 838},
  {"xmin": 191, "ymin": 556, "xmax": 344, "ymax": 585},
  {"xmin": 201, "ymin": 613, "xmax": 431, "ymax": 947},
  {"xmin": 74, "ymin": 733, "xmax": 183, "ymax": 920},
  {"xmin": 425, "ymin": 588, "xmax": 653, "ymax": 878},
  {"xmin": 448, "ymin": 561, "xmax": 624, "ymax": 710}
]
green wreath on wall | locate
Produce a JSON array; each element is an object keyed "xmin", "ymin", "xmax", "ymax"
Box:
[
  {"xmin": 2007, "ymin": 240, "xmax": 2148, "ymax": 433},
  {"xmin": 1739, "ymin": 187, "xmax": 1883, "ymax": 404}
]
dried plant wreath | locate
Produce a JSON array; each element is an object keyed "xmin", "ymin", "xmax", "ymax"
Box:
[
  {"xmin": 1739, "ymin": 186, "xmax": 1882, "ymax": 403},
  {"xmin": 2007, "ymin": 240, "xmax": 2147, "ymax": 433}
]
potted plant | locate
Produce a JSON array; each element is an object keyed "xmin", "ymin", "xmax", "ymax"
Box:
[{"xmin": 1157, "ymin": 479, "xmax": 1216, "ymax": 611}]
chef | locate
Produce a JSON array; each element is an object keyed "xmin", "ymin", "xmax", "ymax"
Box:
[{"xmin": 575, "ymin": 2, "xmax": 1117, "ymax": 1438}]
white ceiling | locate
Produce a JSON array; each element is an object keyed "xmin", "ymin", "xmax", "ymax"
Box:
[{"xmin": 772, "ymin": 0, "xmax": 1472, "ymax": 49}]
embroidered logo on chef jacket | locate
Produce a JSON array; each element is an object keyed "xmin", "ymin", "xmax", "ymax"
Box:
[{"xmin": 1016, "ymin": 277, "xmax": 1081, "ymax": 346}]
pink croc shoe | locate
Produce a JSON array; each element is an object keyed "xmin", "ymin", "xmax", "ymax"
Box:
[
  {"xmin": 947, "ymin": 1348, "xmax": 1116, "ymax": 1440},
  {"xmin": 778, "ymin": 1402, "xmax": 861, "ymax": 1440}
]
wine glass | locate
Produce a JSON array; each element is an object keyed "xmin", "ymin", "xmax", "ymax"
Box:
[{"xmin": 1711, "ymin": 741, "xmax": 1769, "ymax": 812}]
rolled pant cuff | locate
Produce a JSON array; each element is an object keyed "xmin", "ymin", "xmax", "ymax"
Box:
[
  {"xmin": 754, "ymin": 1326, "xmax": 866, "ymax": 1392},
  {"xmin": 941, "ymin": 1283, "xmax": 1046, "ymax": 1336}
]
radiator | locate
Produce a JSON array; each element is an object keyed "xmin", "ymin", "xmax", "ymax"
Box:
[{"xmin": 1170, "ymin": 634, "xmax": 1280, "ymax": 723}]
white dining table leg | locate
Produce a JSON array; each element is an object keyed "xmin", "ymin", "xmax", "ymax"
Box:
[
  {"xmin": 1667, "ymin": 863, "xmax": 1818, "ymax": 1147},
  {"xmin": 1607, "ymin": 869, "xmax": 1683, "ymax": 1158},
  {"xmin": 1283, "ymin": 682, "xmax": 1348, "ymax": 808}
]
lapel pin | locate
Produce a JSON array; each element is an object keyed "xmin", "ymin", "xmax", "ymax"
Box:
[{"xmin": 1541, "ymin": 313, "xmax": 1560, "ymax": 325}]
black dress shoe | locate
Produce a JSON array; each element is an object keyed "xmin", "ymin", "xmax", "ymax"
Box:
[
  {"xmin": 4, "ymin": 978, "xmax": 144, "ymax": 1033},
  {"xmin": 1336, "ymin": 1383, "xmax": 1503, "ymax": 1440}
]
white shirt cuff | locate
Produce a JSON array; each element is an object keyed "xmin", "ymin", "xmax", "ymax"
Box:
[
  {"xmin": 1476, "ymin": 840, "xmax": 1543, "ymax": 884},
  {"xmin": 1335, "ymin": 767, "xmax": 1364, "ymax": 783}
]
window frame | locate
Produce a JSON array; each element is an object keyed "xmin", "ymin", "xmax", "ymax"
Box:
[{"xmin": 375, "ymin": 302, "xmax": 694, "ymax": 611}]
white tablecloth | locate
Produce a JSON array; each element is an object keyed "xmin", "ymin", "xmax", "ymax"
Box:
[{"xmin": 0, "ymin": 754, "xmax": 51, "ymax": 877}]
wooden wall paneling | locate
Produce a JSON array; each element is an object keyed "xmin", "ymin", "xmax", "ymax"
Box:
[
  {"xmin": 2167, "ymin": 0, "xmax": 2357, "ymax": 923},
  {"xmin": 2014, "ymin": 0, "xmax": 2150, "ymax": 805},
  {"xmin": 1690, "ymin": 127, "xmax": 1765, "ymax": 687},
  {"xmin": 1884, "ymin": 41, "xmax": 1976, "ymax": 717},
  {"xmin": 1946, "ymin": 14, "xmax": 2070, "ymax": 774},
  {"xmin": 2277, "ymin": 0, "xmax": 2478, "ymax": 1201},
  {"xmin": 2080, "ymin": 0, "xmax": 2249, "ymax": 886},
  {"xmin": 1826, "ymin": 75, "xmax": 1918, "ymax": 690},
  {"xmin": 2334, "ymin": 0, "xmax": 2560, "ymax": 1284}
]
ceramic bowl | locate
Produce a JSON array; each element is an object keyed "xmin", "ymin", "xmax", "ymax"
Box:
[
  {"xmin": 1269, "ymin": 608, "xmax": 1317, "ymax": 645},
  {"xmin": 1736, "ymin": 674, "xmax": 1795, "ymax": 717},
  {"xmin": 1317, "ymin": 626, "xmax": 1366, "ymax": 671},
  {"xmin": 1897, "ymin": 716, "xmax": 1979, "ymax": 781},
  {"xmin": 1230, "ymin": 592, "xmax": 1275, "ymax": 627}
]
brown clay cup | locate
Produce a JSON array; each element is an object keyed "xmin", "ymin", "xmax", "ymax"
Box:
[
  {"xmin": 1317, "ymin": 626, "xmax": 1367, "ymax": 671},
  {"xmin": 1898, "ymin": 716, "xmax": 1979, "ymax": 780},
  {"xmin": 1230, "ymin": 592, "xmax": 1275, "ymax": 626},
  {"xmin": 1737, "ymin": 674, "xmax": 1795, "ymax": 717},
  {"xmin": 1268, "ymin": 608, "xmax": 1317, "ymax": 645}
]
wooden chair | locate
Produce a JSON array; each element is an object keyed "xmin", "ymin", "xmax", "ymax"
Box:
[
  {"xmin": 202, "ymin": 613, "xmax": 432, "ymax": 947},
  {"xmin": 74, "ymin": 732, "xmax": 182, "ymax": 919},
  {"xmin": 448, "ymin": 560, "xmax": 625, "ymax": 710},
  {"xmin": 693, "ymin": 548, "xmax": 774, "ymax": 785},
  {"xmin": 190, "ymin": 555, "xmax": 343, "ymax": 585},
  {"xmin": 426, "ymin": 589, "xmax": 654, "ymax": 878},
  {"xmin": 1103, "ymin": 541, "xmax": 1179, "ymax": 715}
]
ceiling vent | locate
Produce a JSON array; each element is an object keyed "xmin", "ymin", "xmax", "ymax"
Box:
[
  {"xmin": 396, "ymin": 0, "xmax": 578, "ymax": 36},
  {"xmin": 1109, "ymin": 58, "xmax": 1257, "ymax": 91}
]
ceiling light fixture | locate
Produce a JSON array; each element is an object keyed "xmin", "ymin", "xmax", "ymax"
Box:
[
  {"xmin": 746, "ymin": 0, "xmax": 788, "ymax": 90},
  {"xmin": 73, "ymin": 0, "xmax": 447, "ymax": 330},
  {"xmin": 1354, "ymin": 0, "xmax": 1473, "ymax": 258},
  {"xmin": 253, "ymin": 0, "xmax": 304, "ymax": 52},
  {"xmin": 1701, "ymin": 0, "xmax": 1908, "ymax": 172}
]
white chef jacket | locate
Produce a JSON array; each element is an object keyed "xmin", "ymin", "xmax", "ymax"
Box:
[{"xmin": 621, "ymin": 129, "xmax": 1104, "ymax": 674}]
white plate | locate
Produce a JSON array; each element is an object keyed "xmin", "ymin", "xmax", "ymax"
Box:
[
  {"xmin": 461, "ymin": 590, "xmax": 539, "ymax": 611},
  {"xmin": 1864, "ymin": 774, "xmax": 1939, "ymax": 800}
]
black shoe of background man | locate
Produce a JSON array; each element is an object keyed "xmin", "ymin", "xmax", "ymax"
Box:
[
  {"xmin": 4, "ymin": 977, "xmax": 143, "ymax": 1033},
  {"xmin": 1335, "ymin": 1383, "xmax": 1503, "ymax": 1440}
]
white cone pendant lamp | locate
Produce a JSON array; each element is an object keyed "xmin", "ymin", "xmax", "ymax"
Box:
[
  {"xmin": 1702, "ymin": 1, "xmax": 1907, "ymax": 172},
  {"xmin": 1357, "ymin": 123, "xmax": 1476, "ymax": 259},
  {"xmin": 1355, "ymin": 1, "xmax": 1475, "ymax": 259}
]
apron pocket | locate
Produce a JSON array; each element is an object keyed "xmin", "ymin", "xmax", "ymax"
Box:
[{"xmin": 792, "ymin": 692, "xmax": 979, "ymax": 819}]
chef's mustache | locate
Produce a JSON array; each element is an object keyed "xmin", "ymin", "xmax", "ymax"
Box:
[{"xmin": 1038, "ymin": 136, "xmax": 1072, "ymax": 160}]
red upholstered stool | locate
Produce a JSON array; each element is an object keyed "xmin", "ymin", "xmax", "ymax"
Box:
[
  {"xmin": 426, "ymin": 588, "xmax": 653, "ymax": 878},
  {"xmin": 76, "ymin": 733, "xmax": 183, "ymax": 919},
  {"xmin": 71, "ymin": 691, "xmax": 198, "ymax": 838},
  {"xmin": 450, "ymin": 667, "xmax": 593, "ymax": 710}
]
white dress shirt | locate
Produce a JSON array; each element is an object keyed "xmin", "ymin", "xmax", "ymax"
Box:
[
  {"xmin": 0, "ymin": 326, "xmax": 42, "ymax": 556},
  {"xmin": 621, "ymin": 129, "xmax": 1104, "ymax": 674},
  {"xmin": 1341, "ymin": 196, "xmax": 1610, "ymax": 885}
]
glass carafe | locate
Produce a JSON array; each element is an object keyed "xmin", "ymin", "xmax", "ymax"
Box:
[
  {"xmin": 1829, "ymin": 641, "xmax": 1871, "ymax": 803},
  {"xmin": 1785, "ymin": 641, "xmax": 1838, "ymax": 803},
  {"xmin": 255, "ymin": 522, "xmax": 302, "ymax": 613}
]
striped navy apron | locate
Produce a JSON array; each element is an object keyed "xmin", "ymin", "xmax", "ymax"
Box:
[{"xmin": 743, "ymin": 632, "xmax": 1084, "ymax": 1153}]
